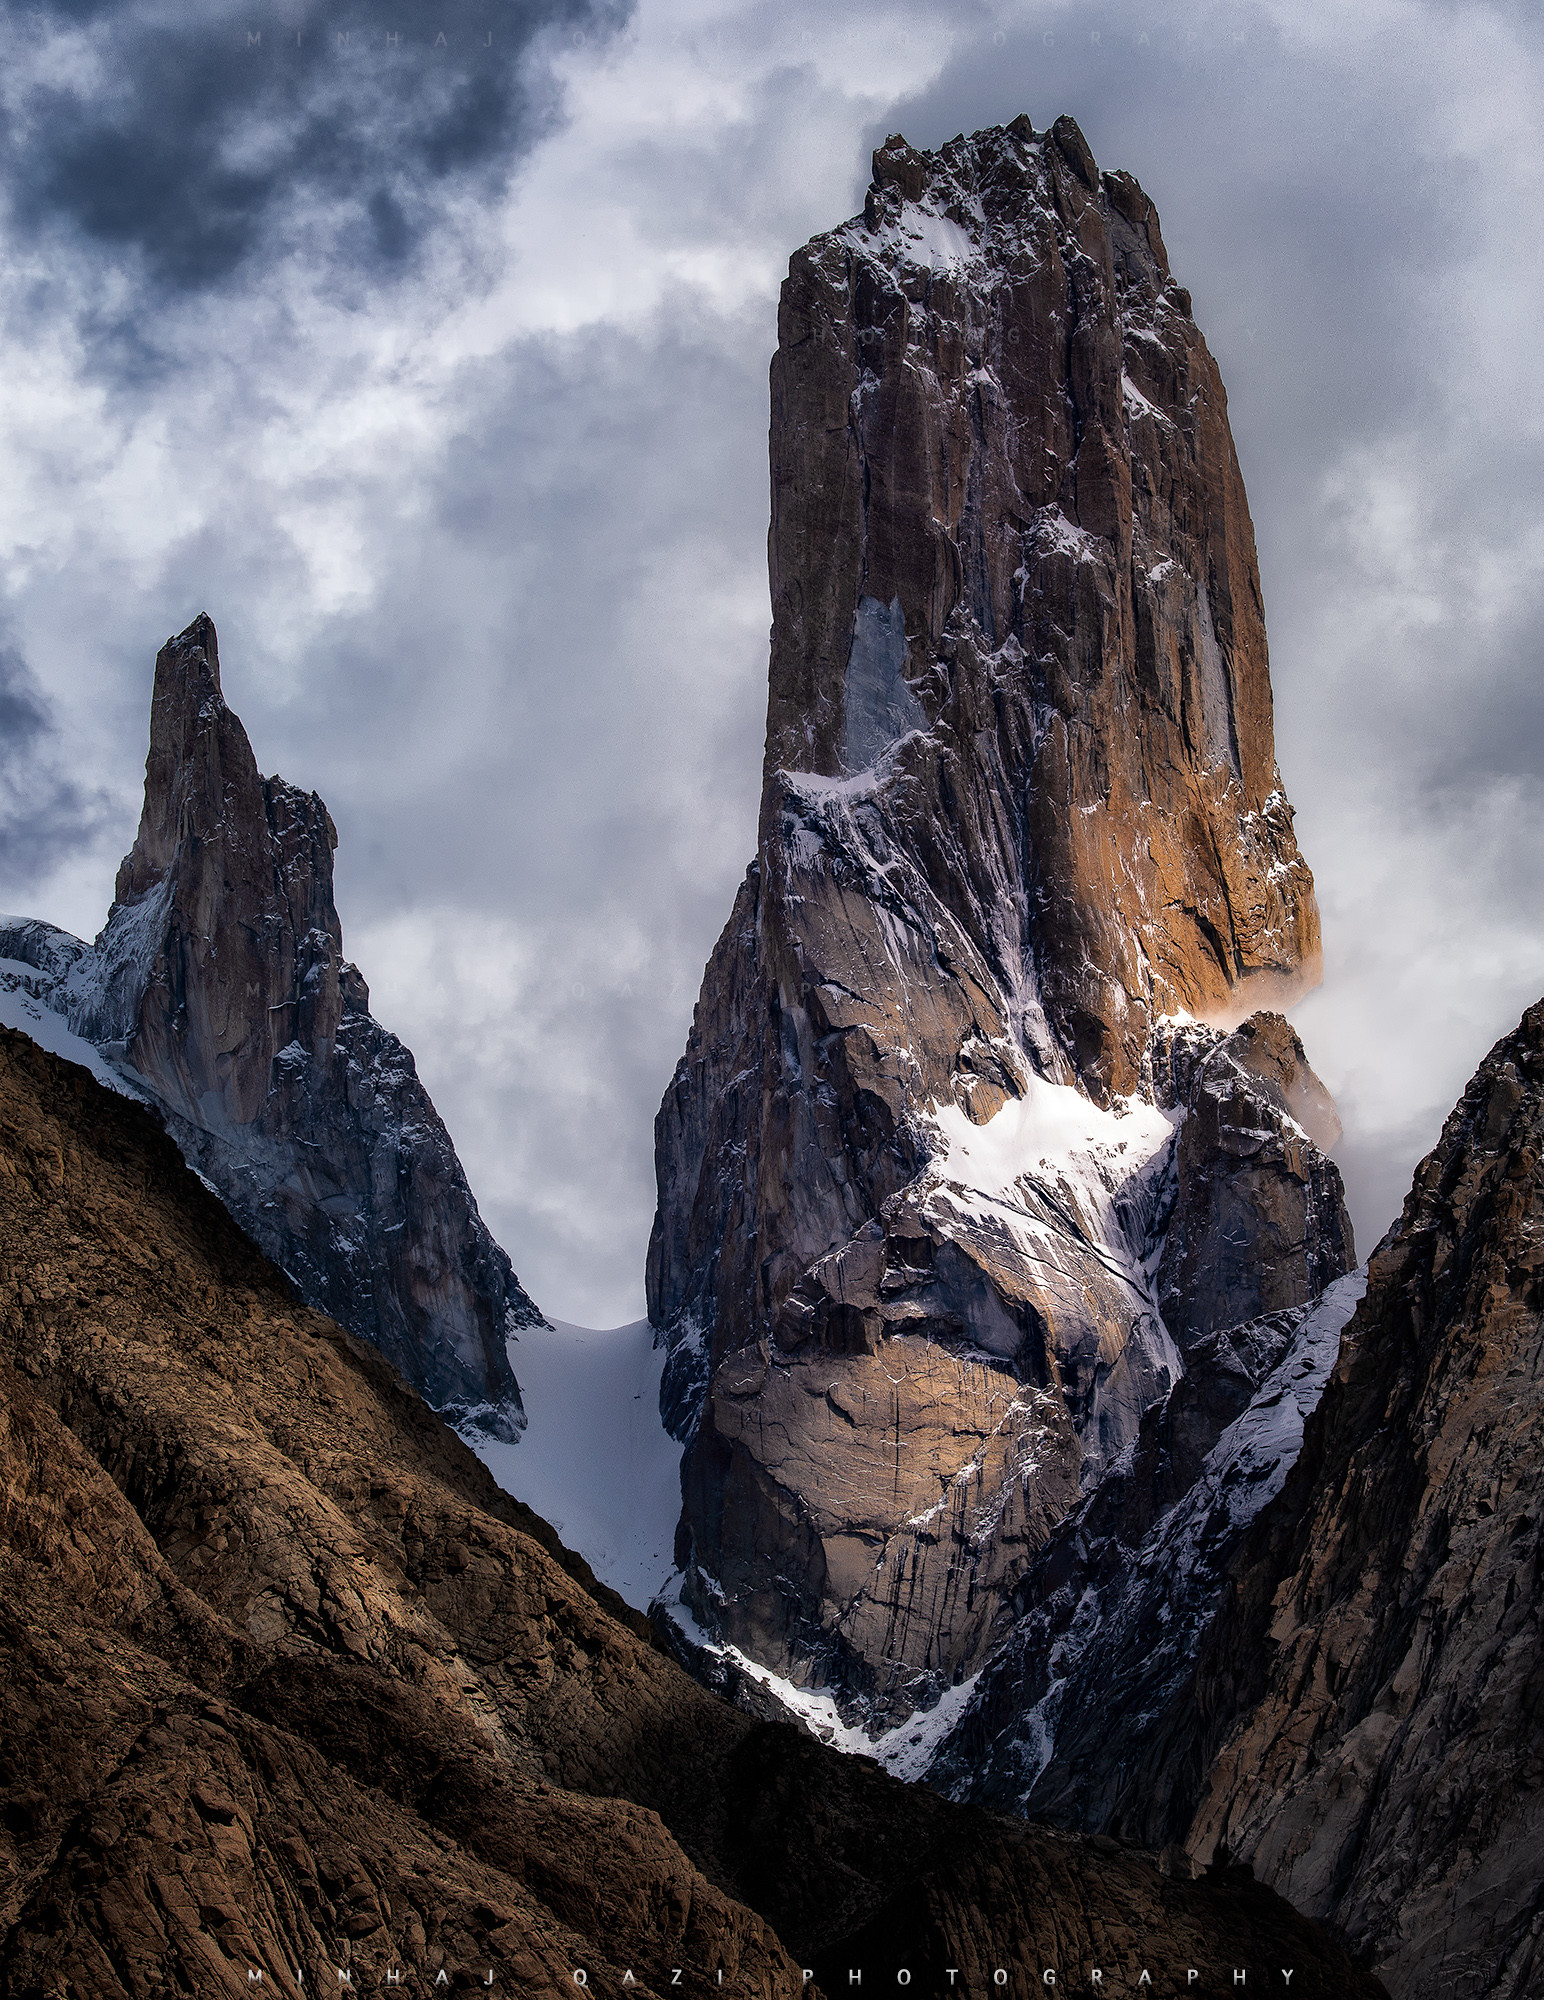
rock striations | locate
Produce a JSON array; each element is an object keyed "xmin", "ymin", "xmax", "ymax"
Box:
[
  {"xmin": 0, "ymin": 1026, "xmax": 1387, "ymax": 1995},
  {"xmin": 1176, "ymin": 1000, "xmax": 1544, "ymax": 2000},
  {"xmin": 648, "ymin": 118, "xmax": 1352, "ymax": 1720},
  {"xmin": 923, "ymin": 1273, "xmax": 1366, "ymax": 1839},
  {"xmin": 0, "ymin": 614, "xmax": 538, "ymax": 1436}
]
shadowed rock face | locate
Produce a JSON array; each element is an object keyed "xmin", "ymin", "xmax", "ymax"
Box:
[
  {"xmin": 0, "ymin": 1027, "xmax": 1387, "ymax": 1997},
  {"xmin": 2, "ymin": 614, "xmax": 538, "ymax": 1435},
  {"xmin": 923, "ymin": 1275, "xmax": 1365, "ymax": 1843},
  {"xmin": 648, "ymin": 118, "xmax": 1349, "ymax": 1719},
  {"xmin": 1150, "ymin": 1014, "xmax": 1350, "ymax": 1347},
  {"xmin": 1178, "ymin": 999, "xmax": 1544, "ymax": 2000}
]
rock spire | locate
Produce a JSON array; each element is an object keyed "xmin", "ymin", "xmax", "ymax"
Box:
[
  {"xmin": 648, "ymin": 117, "xmax": 1351, "ymax": 1718},
  {"xmin": 6, "ymin": 613, "xmax": 538, "ymax": 1434}
]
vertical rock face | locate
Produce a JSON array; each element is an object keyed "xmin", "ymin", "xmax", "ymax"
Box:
[
  {"xmin": 1179, "ymin": 1000, "xmax": 1544, "ymax": 2000},
  {"xmin": 649, "ymin": 119, "xmax": 1351, "ymax": 1720},
  {"xmin": 42, "ymin": 615, "xmax": 538, "ymax": 1433},
  {"xmin": 923, "ymin": 1274, "xmax": 1365, "ymax": 1839}
]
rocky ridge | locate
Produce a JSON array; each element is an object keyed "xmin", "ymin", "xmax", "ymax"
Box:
[
  {"xmin": 0, "ymin": 1025, "xmax": 1387, "ymax": 1995},
  {"xmin": 0, "ymin": 614, "xmax": 537, "ymax": 1436},
  {"xmin": 648, "ymin": 117, "xmax": 1351, "ymax": 1721},
  {"xmin": 1175, "ymin": 999, "xmax": 1544, "ymax": 1999}
]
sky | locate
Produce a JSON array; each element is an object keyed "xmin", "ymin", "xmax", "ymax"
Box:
[{"xmin": 1, "ymin": 0, "xmax": 1540, "ymax": 1325}]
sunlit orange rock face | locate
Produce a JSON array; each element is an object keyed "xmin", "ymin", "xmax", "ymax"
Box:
[
  {"xmin": 762, "ymin": 120, "xmax": 1320, "ymax": 1085},
  {"xmin": 649, "ymin": 118, "xmax": 1348, "ymax": 1720}
]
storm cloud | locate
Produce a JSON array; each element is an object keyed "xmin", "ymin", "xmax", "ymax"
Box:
[
  {"xmin": 0, "ymin": 644, "xmax": 112, "ymax": 893},
  {"xmin": 4, "ymin": 0, "xmax": 629, "ymax": 303}
]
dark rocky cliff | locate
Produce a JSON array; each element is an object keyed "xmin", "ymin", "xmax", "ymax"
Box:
[
  {"xmin": 1, "ymin": 614, "xmax": 538, "ymax": 1434},
  {"xmin": 1177, "ymin": 999, "xmax": 1544, "ymax": 1999},
  {"xmin": 648, "ymin": 118, "xmax": 1350, "ymax": 1719},
  {"xmin": 923, "ymin": 1273, "xmax": 1364, "ymax": 1839}
]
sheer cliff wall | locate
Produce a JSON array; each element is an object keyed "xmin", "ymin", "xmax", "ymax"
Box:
[
  {"xmin": 1181, "ymin": 1000, "xmax": 1544, "ymax": 2000},
  {"xmin": 648, "ymin": 118, "xmax": 1349, "ymax": 1718}
]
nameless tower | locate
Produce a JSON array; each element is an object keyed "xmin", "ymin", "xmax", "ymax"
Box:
[{"xmin": 649, "ymin": 118, "xmax": 1351, "ymax": 1723}]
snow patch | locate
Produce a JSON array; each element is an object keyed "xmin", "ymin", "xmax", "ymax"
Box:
[
  {"xmin": 782, "ymin": 765, "xmax": 887, "ymax": 805},
  {"xmin": 0, "ymin": 968, "xmax": 146, "ymax": 1101},
  {"xmin": 1120, "ymin": 372, "xmax": 1168, "ymax": 425},
  {"xmin": 844, "ymin": 594, "xmax": 924, "ymax": 773},
  {"xmin": 922, "ymin": 1073, "xmax": 1177, "ymax": 1287},
  {"xmin": 926, "ymin": 1074, "xmax": 1174, "ymax": 1202},
  {"xmin": 845, "ymin": 204, "xmax": 982, "ymax": 275},
  {"xmin": 1024, "ymin": 510, "xmax": 1100, "ymax": 567},
  {"xmin": 875, "ymin": 1670, "xmax": 986, "ymax": 1781},
  {"xmin": 70, "ymin": 877, "xmax": 173, "ymax": 1045},
  {"xmin": 1179, "ymin": 1270, "xmax": 1365, "ymax": 1535}
]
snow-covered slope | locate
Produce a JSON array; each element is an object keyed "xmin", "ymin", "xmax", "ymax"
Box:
[
  {"xmin": 0, "ymin": 954, "xmax": 145, "ymax": 1102},
  {"xmin": 473, "ymin": 1320, "xmax": 681, "ymax": 1612}
]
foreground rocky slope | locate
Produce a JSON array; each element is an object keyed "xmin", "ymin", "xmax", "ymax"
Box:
[
  {"xmin": 0, "ymin": 1026, "xmax": 1384, "ymax": 1994},
  {"xmin": 649, "ymin": 117, "xmax": 1351, "ymax": 1719},
  {"xmin": 0, "ymin": 613, "xmax": 537, "ymax": 1434},
  {"xmin": 1177, "ymin": 1001, "xmax": 1544, "ymax": 2000}
]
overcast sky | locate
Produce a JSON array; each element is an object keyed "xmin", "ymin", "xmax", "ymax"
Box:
[{"xmin": 1, "ymin": 0, "xmax": 1540, "ymax": 1324}]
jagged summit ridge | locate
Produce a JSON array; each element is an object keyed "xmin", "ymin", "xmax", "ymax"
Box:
[
  {"xmin": 648, "ymin": 117, "xmax": 1351, "ymax": 1724},
  {"xmin": 1179, "ymin": 999, "xmax": 1544, "ymax": 1999},
  {"xmin": 1, "ymin": 613, "xmax": 539, "ymax": 1435}
]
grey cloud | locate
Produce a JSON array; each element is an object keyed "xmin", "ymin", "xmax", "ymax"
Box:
[
  {"xmin": 316, "ymin": 317, "xmax": 771, "ymax": 1322},
  {"xmin": 1335, "ymin": 591, "xmax": 1544, "ymax": 802},
  {"xmin": 6, "ymin": 0, "xmax": 630, "ymax": 304},
  {"xmin": 124, "ymin": 306, "xmax": 772, "ymax": 1321},
  {"xmin": 0, "ymin": 644, "xmax": 114, "ymax": 899}
]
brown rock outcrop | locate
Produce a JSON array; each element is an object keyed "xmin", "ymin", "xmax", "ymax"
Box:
[
  {"xmin": 648, "ymin": 120, "xmax": 1349, "ymax": 1717},
  {"xmin": 0, "ymin": 1026, "xmax": 1385, "ymax": 1995},
  {"xmin": 3, "ymin": 613, "xmax": 538, "ymax": 1434},
  {"xmin": 1178, "ymin": 999, "xmax": 1544, "ymax": 1999}
]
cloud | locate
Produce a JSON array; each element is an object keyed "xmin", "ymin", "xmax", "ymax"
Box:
[
  {"xmin": 3, "ymin": 0, "xmax": 630, "ymax": 306},
  {"xmin": 0, "ymin": 641, "xmax": 114, "ymax": 902},
  {"xmin": 304, "ymin": 304, "xmax": 775, "ymax": 1324}
]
